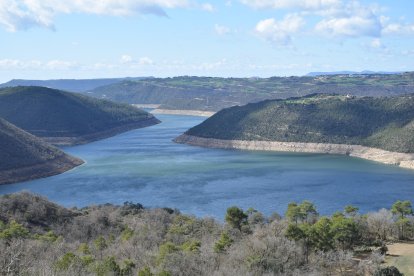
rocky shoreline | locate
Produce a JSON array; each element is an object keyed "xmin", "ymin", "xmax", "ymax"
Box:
[
  {"xmin": 174, "ymin": 134, "xmax": 414, "ymax": 170},
  {"xmin": 151, "ymin": 109, "xmax": 215, "ymax": 117},
  {"xmin": 42, "ymin": 117, "xmax": 161, "ymax": 146}
]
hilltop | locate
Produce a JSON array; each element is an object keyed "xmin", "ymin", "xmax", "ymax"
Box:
[
  {"xmin": 306, "ymin": 71, "xmax": 402, "ymax": 76},
  {"xmin": 0, "ymin": 86, "xmax": 160, "ymax": 145},
  {"xmin": 0, "ymin": 119, "xmax": 83, "ymax": 185},
  {"xmin": 89, "ymin": 73, "xmax": 414, "ymax": 112},
  {"xmin": 176, "ymin": 94, "xmax": 414, "ymax": 167},
  {"xmin": 0, "ymin": 77, "xmax": 150, "ymax": 92}
]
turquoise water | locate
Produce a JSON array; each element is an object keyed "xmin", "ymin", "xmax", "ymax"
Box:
[{"xmin": 1, "ymin": 114, "xmax": 414, "ymax": 219}]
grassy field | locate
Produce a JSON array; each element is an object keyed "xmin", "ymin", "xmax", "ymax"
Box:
[{"xmin": 386, "ymin": 242, "xmax": 414, "ymax": 275}]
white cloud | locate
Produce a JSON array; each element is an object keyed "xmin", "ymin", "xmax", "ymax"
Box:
[
  {"xmin": 240, "ymin": 0, "xmax": 341, "ymax": 10},
  {"xmin": 0, "ymin": 59, "xmax": 78, "ymax": 70},
  {"xmin": 121, "ymin": 55, "xmax": 133, "ymax": 64},
  {"xmin": 255, "ymin": 14, "xmax": 305, "ymax": 45},
  {"xmin": 214, "ymin": 24, "xmax": 231, "ymax": 35},
  {"xmin": 248, "ymin": 0, "xmax": 414, "ymax": 41},
  {"xmin": 201, "ymin": 3, "xmax": 214, "ymax": 12},
  {"xmin": 46, "ymin": 60, "xmax": 78, "ymax": 70},
  {"xmin": 0, "ymin": 0, "xmax": 190, "ymax": 31},
  {"xmin": 382, "ymin": 22, "xmax": 414, "ymax": 35},
  {"xmin": 138, "ymin": 57, "xmax": 154, "ymax": 65},
  {"xmin": 196, "ymin": 59, "xmax": 227, "ymax": 70},
  {"xmin": 120, "ymin": 55, "xmax": 154, "ymax": 65},
  {"xmin": 370, "ymin": 38, "xmax": 383, "ymax": 49},
  {"xmin": 315, "ymin": 14, "xmax": 382, "ymax": 37}
]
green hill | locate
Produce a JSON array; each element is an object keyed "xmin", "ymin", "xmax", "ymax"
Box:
[
  {"xmin": 0, "ymin": 86, "xmax": 160, "ymax": 145},
  {"xmin": 89, "ymin": 73, "xmax": 414, "ymax": 111},
  {"xmin": 182, "ymin": 94, "xmax": 414, "ymax": 154},
  {"xmin": 0, "ymin": 118, "xmax": 83, "ymax": 185}
]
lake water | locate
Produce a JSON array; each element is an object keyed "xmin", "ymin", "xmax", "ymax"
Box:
[{"xmin": 1, "ymin": 114, "xmax": 414, "ymax": 219}]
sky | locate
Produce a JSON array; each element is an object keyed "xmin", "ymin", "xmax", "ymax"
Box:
[{"xmin": 0, "ymin": 0, "xmax": 413, "ymax": 82}]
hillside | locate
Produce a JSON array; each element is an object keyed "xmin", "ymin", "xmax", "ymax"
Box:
[
  {"xmin": 177, "ymin": 94, "xmax": 414, "ymax": 157},
  {"xmin": 0, "ymin": 77, "xmax": 150, "ymax": 92},
  {"xmin": 0, "ymin": 119, "xmax": 83, "ymax": 185},
  {"xmin": 0, "ymin": 192, "xmax": 406, "ymax": 275},
  {"xmin": 89, "ymin": 73, "xmax": 414, "ymax": 111},
  {"xmin": 0, "ymin": 86, "xmax": 160, "ymax": 145}
]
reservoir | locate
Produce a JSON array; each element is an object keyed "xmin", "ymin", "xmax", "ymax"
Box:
[{"xmin": 1, "ymin": 114, "xmax": 414, "ymax": 219}]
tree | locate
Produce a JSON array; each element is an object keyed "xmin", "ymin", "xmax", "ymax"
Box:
[
  {"xmin": 93, "ymin": 256, "xmax": 120, "ymax": 276},
  {"xmin": 286, "ymin": 223, "xmax": 313, "ymax": 263},
  {"xmin": 0, "ymin": 220, "xmax": 29, "ymax": 241},
  {"xmin": 214, "ymin": 232, "xmax": 233, "ymax": 253},
  {"xmin": 157, "ymin": 242, "xmax": 179, "ymax": 265},
  {"xmin": 55, "ymin": 252, "xmax": 78, "ymax": 271},
  {"xmin": 286, "ymin": 201, "xmax": 318, "ymax": 224},
  {"xmin": 299, "ymin": 201, "xmax": 318, "ymax": 223},
  {"xmin": 94, "ymin": 236, "xmax": 107, "ymax": 259},
  {"xmin": 286, "ymin": 203, "xmax": 301, "ymax": 224},
  {"xmin": 331, "ymin": 216, "xmax": 360, "ymax": 250},
  {"xmin": 311, "ymin": 217, "xmax": 334, "ymax": 251},
  {"xmin": 391, "ymin": 200, "xmax": 413, "ymax": 239},
  {"xmin": 181, "ymin": 240, "xmax": 201, "ymax": 253},
  {"xmin": 366, "ymin": 209, "xmax": 394, "ymax": 240},
  {"xmin": 391, "ymin": 200, "xmax": 413, "ymax": 219},
  {"xmin": 344, "ymin": 205, "xmax": 359, "ymax": 217},
  {"xmin": 138, "ymin": 267, "xmax": 154, "ymax": 276},
  {"xmin": 247, "ymin": 209, "xmax": 266, "ymax": 226},
  {"xmin": 225, "ymin": 206, "xmax": 247, "ymax": 230}
]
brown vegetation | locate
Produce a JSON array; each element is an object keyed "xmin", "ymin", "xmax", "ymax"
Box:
[{"xmin": 0, "ymin": 192, "xmax": 411, "ymax": 275}]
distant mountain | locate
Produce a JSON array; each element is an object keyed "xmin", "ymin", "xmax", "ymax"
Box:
[
  {"xmin": 0, "ymin": 86, "xmax": 160, "ymax": 145},
  {"xmin": 306, "ymin": 71, "xmax": 403, "ymax": 76},
  {"xmin": 0, "ymin": 118, "xmax": 83, "ymax": 185},
  {"xmin": 0, "ymin": 77, "xmax": 151, "ymax": 92},
  {"xmin": 179, "ymin": 94, "xmax": 414, "ymax": 154},
  {"xmin": 88, "ymin": 73, "xmax": 414, "ymax": 112}
]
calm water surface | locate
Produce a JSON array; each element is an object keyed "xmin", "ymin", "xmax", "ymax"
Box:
[{"xmin": 1, "ymin": 114, "xmax": 414, "ymax": 219}]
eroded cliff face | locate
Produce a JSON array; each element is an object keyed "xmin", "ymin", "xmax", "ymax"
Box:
[{"xmin": 174, "ymin": 134, "xmax": 414, "ymax": 170}]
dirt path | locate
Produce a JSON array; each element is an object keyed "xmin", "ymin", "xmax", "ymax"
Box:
[{"xmin": 386, "ymin": 242, "xmax": 414, "ymax": 275}]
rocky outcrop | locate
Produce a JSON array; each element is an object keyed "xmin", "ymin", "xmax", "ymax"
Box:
[{"xmin": 174, "ymin": 134, "xmax": 414, "ymax": 170}]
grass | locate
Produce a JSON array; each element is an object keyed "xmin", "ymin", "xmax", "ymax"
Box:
[{"xmin": 386, "ymin": 242, "xmax": 414, "ymax": 275}]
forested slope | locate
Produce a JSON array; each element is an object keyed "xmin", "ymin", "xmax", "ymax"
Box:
[
  {"xmin": 0, "ymin": 118, "xmax": 83, "ymax": 184},
  {"xmin": 184, "ymin": 94, "xmax": 414, "ymax": 153},
  {"xmin": 0, "ymin": 192, "xmax": 407, "ymax": 275},
  {"xmin": 0, "ymin": 86, "xmax": 160, "ymax": 145}
]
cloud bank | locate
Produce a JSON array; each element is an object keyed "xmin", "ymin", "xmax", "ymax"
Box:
[
  {"xmin": 242, "ymin": 0, "xmax": 414, "ymax": 46},
  {"xmin": 0, "ymin": 0, "xmax": 190, "ymax": 31}
]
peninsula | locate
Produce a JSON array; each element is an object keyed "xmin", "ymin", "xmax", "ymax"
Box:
[
  {"xmin": 0, "ymin": 86, "xmax": 161, "ymax": 145},
  {"xmin": 0, "ymin": 118, "xmax": 83, "ymax": 185},
  {"xmin": 175, "ymin": 94, "xmax": 414, "ymax": 169}
]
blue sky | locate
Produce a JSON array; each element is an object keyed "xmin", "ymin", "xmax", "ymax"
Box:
[{"xmin": 0, "ymin": 0, "xmax": 413, "ymax": 82}]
